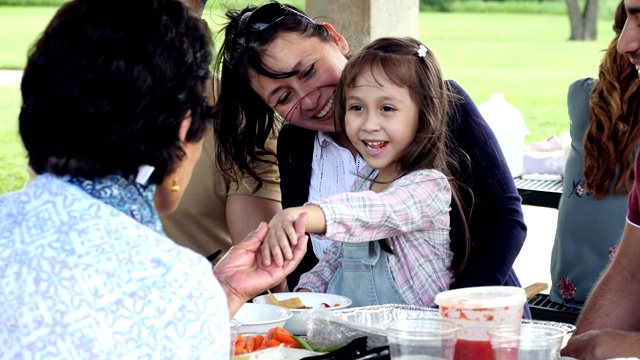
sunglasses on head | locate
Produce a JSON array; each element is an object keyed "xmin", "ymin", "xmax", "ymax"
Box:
[{"xmin": 223, "ymin": 2, "xmax": 314, "ymax": 67}]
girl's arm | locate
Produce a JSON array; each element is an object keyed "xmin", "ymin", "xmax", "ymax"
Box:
[
  {"xmin": 310, "ymin": 169, "xmax": 451, "ymax": 242},
  {"xmin": 262, "ymin": 169, "xmax": 450, "ymax": 266}
]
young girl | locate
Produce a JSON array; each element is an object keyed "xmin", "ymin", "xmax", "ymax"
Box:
[{"xmin": 262, "ymin": 37, "xmax": 469, "ymax": 307}]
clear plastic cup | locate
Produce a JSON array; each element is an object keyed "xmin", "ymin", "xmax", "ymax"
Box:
[
  {"xmin": 489, "ymin": 323, "xmax": 566, "ymax": 360},
  {"xmin": 386, "ymin": 319, "xmax": 461, "ymax": 360},
  {"xmin": 229, "ymin": 318, "xmax": 241, "ymax": 359},
  {"xmin": 434, "ymin": 286, "xmax": 526, "ymax": 360}
]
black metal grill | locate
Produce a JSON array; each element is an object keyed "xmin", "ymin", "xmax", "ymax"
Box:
[
  {"xmin": 514, "ymin": 177, "xmax": 563, "ymax": 209},
  {"xmin": 528, "ymin": 294, "xmax": 581, "ymax": 325}
]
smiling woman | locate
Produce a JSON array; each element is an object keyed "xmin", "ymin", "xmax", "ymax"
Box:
[
  {"xmin": 247, "ymin": 28, "xmax": 348, "ymax": 132},
  {"xmin": 213, "ymin": 1, "xmax": 529, "ymax": 306}
]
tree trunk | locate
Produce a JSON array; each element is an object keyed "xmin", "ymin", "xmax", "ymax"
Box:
[
  {"xmin": 583, "ymin": 0, "xmax": 599, "ymax": 40},
  {"xmin": 566, "ymin": 0, "xmax": 598, "ymax": 41},
  {"xmin": 566, "ymin": 0, "xmax": 584, "ymax": 40}
]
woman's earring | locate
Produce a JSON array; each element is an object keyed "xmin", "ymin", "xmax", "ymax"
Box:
[{"xmin": 171, "ymin": 177, "xmax": 179, "ymax": 193}]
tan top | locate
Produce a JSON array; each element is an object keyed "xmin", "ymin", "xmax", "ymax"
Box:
[
  {"xmin": 160, "ymin": 77, "xmax": 281, "ymax": 258},
  {"xmin": 160, "ymin": 127, "xmax": 280, "ymax": 258}
]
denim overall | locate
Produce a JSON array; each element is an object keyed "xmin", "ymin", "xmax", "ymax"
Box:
[{"xmin": 326, "ymin": 240, "xmax": 408, "ymax": 307}]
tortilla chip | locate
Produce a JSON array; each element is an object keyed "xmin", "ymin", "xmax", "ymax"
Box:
[{"xmin": 268, "ymin": 290, "xmax": 306, "ymax": 309}]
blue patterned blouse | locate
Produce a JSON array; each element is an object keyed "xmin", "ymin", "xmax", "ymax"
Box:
[{"xmin": 0, "ymin": 174, "xmax": 230, "ymax": 359}]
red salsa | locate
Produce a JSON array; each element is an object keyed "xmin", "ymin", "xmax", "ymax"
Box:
[{"xmin": 454, "ymin": 339, "xmax": 493, "ymax": 360}]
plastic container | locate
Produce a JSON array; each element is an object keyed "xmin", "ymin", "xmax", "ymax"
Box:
[
  {"xmin": 229, "ymin": 318, "xmax": 241, "ymax": 359},
  {"xmin": 387, "ymin": 319, "xmax": 461, "ymax": 360},
  {"xmin": 477, "ymin": 93, "xmax": 529, "ymax": 177},
  {"xmin": 489, "ymin": 323, "xmax": 567, "ymax": 360},
  {"xmin": 434, "ymin": 286, "xmax": 526, "ymax": 360}
]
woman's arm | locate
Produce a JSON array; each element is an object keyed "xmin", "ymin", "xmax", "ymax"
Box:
[{"xmin": 445, "ymin": 80, "xmax": 527, "ymax": 288}]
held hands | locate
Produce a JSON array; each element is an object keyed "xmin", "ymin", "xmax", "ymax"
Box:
[
  {"xmin": 214, "ymin": 217, "xmax": 308, "ymax": 316},
  {"xmin": 262, "ymin": 208, "xmax": 308, "ymax": 267}
]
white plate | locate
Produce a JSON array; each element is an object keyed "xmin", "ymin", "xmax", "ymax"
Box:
[{"xmin": 253, "ymin": 292, "xmax": 352, "ymax": 336}]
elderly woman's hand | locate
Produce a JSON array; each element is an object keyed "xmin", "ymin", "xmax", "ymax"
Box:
[
  {"xmin": 561, "ymin": 329, "xmax": 640, "ymax": 359},
  {"xmin": 214, "ymin": 214, "xmax": 309, "ymax": 316}
]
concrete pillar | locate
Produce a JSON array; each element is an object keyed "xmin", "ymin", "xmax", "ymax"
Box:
[{"xmin": 305, "ymin": 0, "xmax": 419, "ymax": 52}]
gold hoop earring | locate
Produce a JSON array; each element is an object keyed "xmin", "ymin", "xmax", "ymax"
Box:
[{"xmin": 171, "ymin": 177, "xmax": 179, "ymax": 193}]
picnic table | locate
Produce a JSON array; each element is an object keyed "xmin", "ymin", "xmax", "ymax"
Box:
[{"xmin": 514, "ymin": 176, "xmax": 563, "ymax": 209}]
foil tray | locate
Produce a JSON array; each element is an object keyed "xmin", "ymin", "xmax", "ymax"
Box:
[
  {"xmin": 306, "ymin": 304, "xmax": 576, "ymax": 349},
  {"xmin": 307, "ymin": 304, "xmax": 440, "ymax": 349}
]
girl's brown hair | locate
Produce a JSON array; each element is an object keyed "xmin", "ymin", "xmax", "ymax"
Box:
[
  {"xmin": 584, "ymin": 1, "xmax": 640, "ymax": 198},
  {"xmin": 334, "ymin": 37, "xmax": 470, "ymax": 274}
]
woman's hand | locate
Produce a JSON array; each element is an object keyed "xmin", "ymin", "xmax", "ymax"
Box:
[
  {"xmin": 262, "ymin": 208, "xmax": 307, "ymax": 267},
  {"xmin": 214, "ymin": 215, "xmax": 309, "ymax": 316}
]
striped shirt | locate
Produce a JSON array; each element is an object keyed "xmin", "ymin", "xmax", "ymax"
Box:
[{"xmin": 296, "ymin": 167, "xmax": 454, "ymax": 306}]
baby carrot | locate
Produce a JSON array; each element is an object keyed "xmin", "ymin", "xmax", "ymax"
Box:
[
  {"xmin": 265, "ymin": 327, "xmax": 276, "ymax": 342},
  {"xmin": 275, "ymin": 327, "xmax": 302, "ymax": 348},
  {"xmin": 254, "ymin": 334, "xmax": 264, "ymax": 349},
  {"xmin": 234, "ymin": 342, "xmax": 247, "ymax": 355},
  {"xmin": 266, "ymin": 339, "xmax": 281, "ymax": 348},
  {"xmin": 245, "ymin": 335, "xmax": 256, "ymax": 352}
]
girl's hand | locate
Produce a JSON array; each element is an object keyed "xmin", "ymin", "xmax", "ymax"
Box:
[
  {"xmin": 214, "ymin": 218, "xmax": 308, "ymax": 316},
  {"xmin": 262, "ymin": 209, "xmax": 308, "ymax": 267}
]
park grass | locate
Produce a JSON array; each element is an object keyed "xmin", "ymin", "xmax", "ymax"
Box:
[
  {"xmin": 0, "ymin": 82, "xmax": 25, "ymax": 194},
  {"xmin": 0, "ymin": 6, "xmax": 58, "ymax": 69},
  {"xmin": 0, "ymin": 7, "xmax": 615, "ymax": 194},
  {"xmin": 420, "ymin": 12, "xmax": 612, "ymax": 143}
]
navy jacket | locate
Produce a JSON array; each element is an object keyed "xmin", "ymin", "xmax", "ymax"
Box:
[{"xmin": 278, "ymin": 80, "xmax": 527, "ymax": 295}]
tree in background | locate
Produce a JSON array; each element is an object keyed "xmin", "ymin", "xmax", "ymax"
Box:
[{"xmin": 567, "ymin": 0, "xmax": 598, "ymax": 40}]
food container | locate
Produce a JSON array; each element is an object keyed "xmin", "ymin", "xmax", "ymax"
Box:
[
  {"xmin": 307, "ymin": 304, "xmax": 575, "ymax": 353},
  {"xmin": 307, "ymin": 304, "xmax": 441, "ymax": 349},
  {"xmin": 253, "ymin": 292, "xmax": 352, "ymax": 335},
  {"xmin": 490, "ymin": 323, "xmax": 567, "ymax": 360},
  {"xmin": 387, "ymin": 318, "xmax": 461, "ymax": 359},
  {"xmin": 232, "ymin": 346, "xmax": 321, "ymax": 360},
  {"xmin": 434, "ymin": 286, "xmax": 526, "ymax": 360}
]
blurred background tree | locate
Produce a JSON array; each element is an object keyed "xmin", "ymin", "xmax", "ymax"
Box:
[{"xmin": 566, "ymin": 0, "xmax": 599, "ymax": 40}]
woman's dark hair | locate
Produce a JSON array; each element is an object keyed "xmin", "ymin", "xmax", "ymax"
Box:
[
  {"xmin": 335, "ymin": 37, "xmax": 470, "ymax": 274},
  {"xmin": 213, "ymin": 1, "xmax": 329, "ymax": 190},
  {"xmin": 20, "ymin": 0, "xmax": 214, "ymax": 185},
  {"xmin": 584, "ymin": 0, "xmax": 640, "ymax": 198}
]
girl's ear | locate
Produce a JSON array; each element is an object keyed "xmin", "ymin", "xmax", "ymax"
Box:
[{"xmin": 320, "ymin": 22, "xmax": 349, "ymax": 56}]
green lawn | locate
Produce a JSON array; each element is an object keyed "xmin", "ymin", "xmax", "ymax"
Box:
[
  {"xmin": 0, "ymin": 7, "xmax": 616, "ymax": 194},
  {"xmin": 421, "ymin": 12, "xmax": 611, "ymax": 143}
]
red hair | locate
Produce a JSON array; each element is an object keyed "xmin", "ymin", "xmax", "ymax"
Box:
[{"xmin": 584, "ymin": 1, "xmax": 640, "ymax": 198}]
